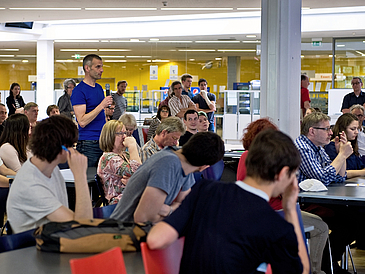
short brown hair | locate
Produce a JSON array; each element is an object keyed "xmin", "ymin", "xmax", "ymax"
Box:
[
  {"xmin": 99, "ymin": 120, "xmax": 124, "ymax": 152},
  {"xmin": 24, "ymin": 102, "xmax": 38, "ymax": 111},
  {"xmin": 46, "ymin": 105, "xmax": 59, "ymax": 116},
  {"xmin": 181, "ymin": 74, "xmax": 193, "ymax": 82},
  {"xmin": 301, "ymin": 112, "xmax": 330, "ymax": 136}
]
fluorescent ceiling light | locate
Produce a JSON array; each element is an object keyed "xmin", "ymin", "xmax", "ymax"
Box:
[
  {"xmin": 16, "ymin": 55, "xmax": 36, "ymax": 57},
  {"xmin": 301, "ymin": 55, "xmax": 305, "ymax": 58},
  {"xmin": 0, "ymin": 8, "xmax": 5, "ymax": 10},
  {"xmin": 161, "ymin": 8, "xmax": 233, "ymax": 11},
  {"xmin": 301, "ymin": 7, "xmax": 310, "ymax": 10},
  {"xmin": 329, "ymin": 55, "xmax": 333, "ymax": 57},
  {"xmin": 217, "ymin": 49, "xmax": 256, "ymax": 52},
  {"xmin": 56, "ymin": 60, "xmax": 81, "ymax": 62},
  {"xmin": 149, "ymin": 38, "xmax": 159, "ymax": 41},
  {"xmin": 85, "ymin": 7, "xmax": 156, "ymax": 11},
  {"xmin": 246, "ymin": 35, "xmax": 257, "ymax": 38},
  {"xmin": 355, "ymin": 50, "xmax": 365, "ymax": 56},
  {"xmin": 237, "ymin": 8, "xmax": 261, "ymax": 11},
  {"xmin": 147, "ymin": 59, "xmax": 170, "ymax": 62},
  {"xmin": 1, "ymin": 60, "xmax": 21, "ymax": 62},
  {"xmin": 55, "ymin": 40, "xmax": 99, "ymax": 43},
  {"xmin": 336, "ymin": 45, "xmax": 345, "ymax": 47},
  {"xmin": 195, "ymin": 41, "xmax": 240, "ymax": 43},
  {"xmin": 126, "ymin": 56, "xmax": 151, "ymax": 58},
  {"xmin": 0, "ymin": 49, "xmax": 19, "ymax": 51},
  {"xmin": 189, "ymin": 59, "xmax": 195, "ymax": 61},
  {"xmin": 178, "ymin": 49, "xmax": 216, "ymax": 52},
  {"xmin": 100, "ymin": 40, "xmax": 109, "ymax": 43},
  {"xmin": 215, "ymin": 57, "xmax": 222, "ymax": 60},
  {"xmin": 242, "ymin": 40, "xmax": 261, "ymax": 43},
  {"xmin": 130, "ymin": 39, "xmax": 140, "ymax": 42},
  {"xmin": 60, "ymin": 49, "xmax": 98, "ymax": 52},
  {"xmin": 22, "ymin": 60, "xmax": 29, "ymax": 63},
  {"xmin": 109, "ymin": 40, "xmax": 145, "ymax": 43},
  {"xmin": 9, "ymin": 7, "xmax": 81, "ymax": 10},
  {"xmin": 148, "ymin": 40, "xmax": 192, "ymax": 43},
  {"xmin": 99, "ymin": 55, "xmax": 125, "ymax": 58},
  {"xmin": 99, "ymin": 49, "xmax": 131, "ymax": 52},
  {"xmin": 103, "ymin": 60, "xmax": 127, "ymax": 62},
  {"xmin": 0, "ymin": 55, "xmax": 15, "ymax": 57}
]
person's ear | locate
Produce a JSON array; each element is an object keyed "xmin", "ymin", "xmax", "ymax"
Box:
[{"xmin": 276, "ymin": 166, "xmax": 290, "ymax": 182}]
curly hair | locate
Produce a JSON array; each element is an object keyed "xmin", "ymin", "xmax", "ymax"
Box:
[{"xmin": 241, "ymin": 118, "xmax": 278, "ymax": 150}]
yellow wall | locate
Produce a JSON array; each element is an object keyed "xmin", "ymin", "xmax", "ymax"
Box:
[{"xmin": 0, "ymin": 63, "xmax": 36, "ymax": 90}]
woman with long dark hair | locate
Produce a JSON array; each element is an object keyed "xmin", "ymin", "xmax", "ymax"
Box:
[
  {"xmin": 147, "ymin": 105, "xmax": 171, "ymax": 141},
  {"xmin": 6, "ymin": 83, "xmax": 26, "ymax": 115},
  {"xmin": 0, "ymin": 114, "xmax": 31, "ymax": 172}
]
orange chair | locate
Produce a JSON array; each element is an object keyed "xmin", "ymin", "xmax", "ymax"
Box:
[
  {"xmin": 69, "ymin": 247, "xmax": 127, "ymax": 274},
  {"xmin": 141, "ymin": 237, "xmax": 185, "ymax": 274}
]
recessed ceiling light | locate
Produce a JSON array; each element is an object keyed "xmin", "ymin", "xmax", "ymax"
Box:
[
  {"xmin": 0, "ymin": 49, "xmax": 19, "ymax": 51},
  {"xmin": 55, "ymin": 40, "xmax": 99, "ymax": 43},
  {"xmin": 246, "ymin": 35, "xmax": 257, "ymax": 38},
  {"xmin": 149, "ymin": 38, "xmax": 160, "ymax": 41},
  {"xmin": 99, "ymin": 49, "xmax": 131, "ymax": 52},
  {"xmin": 60, "ymin": 49, "xmax": 98, "ymax": 52},
  {"xmin": 329, "ymin": 55, "xmax": 333, "ymax": 58},
  {"xmin": 9, "ymin": 7, "xmax": 81, "ymax": 10},
  {"xmin": 150, "ymin": 59, "xmax": 170, "ymax": 62},
  {"xmin": 217, "ymin": 49, "xmax": 255, "ymax": 52},
  {"xmin": 178, "ymin": 49, "xmax": 216, "ymax": 52},
  {"xmin": 161, "ymin": 8, "xmax": 233, "ymax": 11},
  {"xmin": 215, "ymin": 57, "xmax": 222, "ymax": 60},
  {"xmin": 301, "ymin": 55, "xmax": 305, "ymax": 58},
  {"xmin": 85, "ymin": 7, "xmax": 156, "ymax": 11},
  {"xmin": 189, "ymin": 59, "xmax": 195, "ymax": 61},
  {"xmin": 195, "ymin": 41, "xmax": 240, "ymax": 43}
]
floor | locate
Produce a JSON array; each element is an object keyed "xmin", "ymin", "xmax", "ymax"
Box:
[{"xmin": 346, "ymin": 247, "xmax": 365, "ymax": 274}]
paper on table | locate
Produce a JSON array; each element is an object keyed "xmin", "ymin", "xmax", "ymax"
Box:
[
  {"xmin": 59, "ymin": 169, "xmax": 74, "ymax": 182},
  {"xmin": 299, "ymin": 179, "xmax": 328, "ymax": 192},
  {"xmin": 346, "ymin": 178, "xmax": 365, "ymax": 186}
]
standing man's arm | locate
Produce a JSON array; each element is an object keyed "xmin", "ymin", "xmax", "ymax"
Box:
[
  {"xmin": 303, "ymin": 101, "xmax": 310, "ymax": 111},
  {"xmin": 73, "ymin": 95, "xmax": 113, "ymax": 128}
]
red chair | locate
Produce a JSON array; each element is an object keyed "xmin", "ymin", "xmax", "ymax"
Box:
[
  {"xmin": 140, "ymin": 237, "xmax": 185, "ymax": 274},
  {"xmin": 69, "ymin": 247, "xmax": 127, "ymax": 274},
  {"xmin": 266, "ymin": 264, "xmax": 272, "ymax": 274}
]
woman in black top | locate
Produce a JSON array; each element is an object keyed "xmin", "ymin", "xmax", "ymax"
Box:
[{"xmin": 6, "ymin": 83, "xmax": 25, "ymax": 115}]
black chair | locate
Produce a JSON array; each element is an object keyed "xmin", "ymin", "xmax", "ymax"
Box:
[{"xmin": 94, "ymin": 174, "xmax": 108, "ymax": 207}]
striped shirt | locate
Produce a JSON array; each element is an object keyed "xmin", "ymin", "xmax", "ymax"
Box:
[
  {"xmin": 168, "ymin": 95, "xmax": 194, "ymax": 117},
  {"xmin": 295, "ymin": 134, "xmax": 346, "ymax": 186},
  {"xmin": 140, "ymin": 137, "xmax": 162, "ymax": 163}
]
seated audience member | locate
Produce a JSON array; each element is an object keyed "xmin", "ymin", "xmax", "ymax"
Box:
[
  {"xmin": 147, "ymin": 130, "xmax": 310, "ymax": 274},
  {"xmin": 0, "ymin": 114, "xmax": 31, "ymax": 172},
  {"xmin": 197, "ymin": 111, "xmax": 209, "ymax": 132},
  {"xmin": 57, "ymin": 78, "xmax": 76, "ymax": 120},
  {"xmin": 119, "ymin": 113, "xmax": 142, "ymax": 148},
  {"xmin": 304, "ymin": 107, "xmax": 321, "ymax": 117},
  {"xmin": 7, "ymin": 115, "xmax": 92, "ymax": 234},
  {"xmin": 0, "ymin": 103, "xmax": 8, "ymax": 135},
  {"xmin": 0, "ymin": 159, "xmax": 17, "ymax": 227},
  {"xmin": 237, "ymin": 118, "xmax": 328, "ymax": 274},
  {"xmin": 325, "ymin": 113, "xmax": 365, "ymax": 177},
  {"xmin": 97, "ymin": 120, "xmax": 141, "ymax": 205},
  {"xmin": 168, "ymin": 81, "xmax": 196, "ymax": 118},
  {"xmin": 6, "ymin": 83, "xmax": 25, "ymax": 116},
  {"xmin": 46, "ymin": 105, "xmax": 60, "ymax": 117},
  {"xmin": 111, "ymin": 132, "xmax": 225, "ymax": 223},
  {"xmin": 350, "ymin": 104, "xmax": 365, "ymax": 159},
  {"xmin": 296, "ymin": 112, "xmax": 356, "ymax": 273},
  {"xmin": 24, "ymin": 102, "xmax": 39, "ymax": 135},
  {"xmin": 192, "ymin": 79, "xmax": 216, "ymax": 132},
  {"xmin": 141, "ymin": 117, "xmax": 185, "ymax": 163},
  {"xmin": 104, "ymin": 101, "xmax": 115, "ymax": 122},
  {"xmin": 179, "ymin": 109, "xmax": 198, "ymax": 146},
  {"xmin": 146, "ymin": 105, "xmax": 171, "ymax": 141}
]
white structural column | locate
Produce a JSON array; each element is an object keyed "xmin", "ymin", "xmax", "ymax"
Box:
[
  {"xmin": 260, "ymin": 0, "xmax": 301, "ymax": 140},
  {"xmin": 36, "ymin": 40, "xmax": 54, "ymax": 120},
  {"xmin": 227, "ymin": 56, "xmax": 240, "ymax": 90}
]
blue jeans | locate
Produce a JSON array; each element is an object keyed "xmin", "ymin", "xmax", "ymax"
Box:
[
  {"xmin": 208, "ymin": 123, "xmax": 215, "ymax": 132},
  {"xmin": 76, "ymin": 140, "xmax": 103, "ymax": 167}
]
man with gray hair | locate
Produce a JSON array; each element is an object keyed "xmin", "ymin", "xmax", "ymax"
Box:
[
  {"xmin": 57, "ymin": 78, "xmax": 76, "ymax": 120},
  {"xmin": 112, "ymin": 80, "xmax": 128, "ymax": 120},
  {"xmin": 140, "ymin": 117, "xmax": 185, "ymax": 163},
  {"xmin": 341, "ymin": 77, "xmax": 365, "ymax": 113},
  {"xmin": 350, "ymin": 104, "xmax": 365, "ymax": 157}
]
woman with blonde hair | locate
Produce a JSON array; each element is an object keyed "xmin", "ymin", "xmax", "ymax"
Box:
[{"xmin": 97, "ymin": 120, "xmax": 141, "ymax": 204}]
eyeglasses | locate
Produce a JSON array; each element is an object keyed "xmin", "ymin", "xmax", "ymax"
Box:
[
  {"xmin": 352, "ymin": 82, "xmax": 361, "ymax": 85},
  {"xmin": 355, "ymin": 114, "xmax": 364, "ymax": 118},
  {"xmin": 161, "ymin": 110, "xmax": 169, "ymax": 113},
  {"xmin": 66, "ymin": 86, "xmax": 74, "ymax": 89},
  {"xmin": 115, "ymin": 131, "xmax": 127, "ymax": 136},
  {"xmin": 312, "ymin": 127, "xmax": 332, "ymax": 132},
  {"xmin": 108, "ymin": 107, "xmax": 115, "ymax": 110}
]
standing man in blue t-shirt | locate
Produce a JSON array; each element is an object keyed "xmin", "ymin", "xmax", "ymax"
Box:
[
  {"xmin": 71, "ymin": 54, "xmax": 113, "ymax": 167},
  {"xmin": 192, "ymin": 78, "xmax": 216, "ymax": 132}
]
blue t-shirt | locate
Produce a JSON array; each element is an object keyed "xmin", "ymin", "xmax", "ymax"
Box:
[
  {"xmin": 71, "ymin": 81, "xmax": 106, "ymax": 140},
  {"xmin": 192, "ymin": 93, "xmax": 216, "ymax": 124}
]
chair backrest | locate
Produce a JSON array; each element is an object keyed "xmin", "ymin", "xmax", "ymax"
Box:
[
  {"xmin": 0, "ymin": 228, "xmax": 36, "ymax": 253},
  {"xmin": 201, "ymin": 159, "xmax": 225, "ymax": 181},
  {"xmin": 93, "ymin": 203, "xmax": 117, "ymax": 219},
  {"xmin": 70, "ymin": 247, "xmax": 127, "ymax": 274},
  {"xmin": 141, "ymin": 237, "xmax": 185, "ymax": 274},
  {"xmin": 94, "ymin": 174, "xmax": 108, "ymax": 207}
]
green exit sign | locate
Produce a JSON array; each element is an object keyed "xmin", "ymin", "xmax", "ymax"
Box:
[
  {"xmin": 74, "ymin": 54, "xmax": 81, "ymax": 59},
  {"xmin": 312, "ymin": 41, "xmax": 322, "ymax": 47}
]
